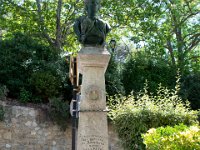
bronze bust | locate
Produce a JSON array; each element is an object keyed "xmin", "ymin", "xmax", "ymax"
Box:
[{"xmin": 74, "ymin": 0, "xmax": 111, "ymax": 47}]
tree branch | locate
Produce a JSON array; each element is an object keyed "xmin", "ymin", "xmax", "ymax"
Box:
[
  {"xmin": 166, "ymin": 39, "xmax": 176, "ymax": 65},
  {"xmin": 55, "ymin": 0, "xmax": 62, "ymax": 50},
  {"xmin": 7, "ymin": 0, "xmax": 28, "ymax": 12},
  {"xmin": 187, "ymin": 33, "xmax": 200, "ymax": 52},
  {"xmin": 35, "ymin": 0, "xmax": 54, "ymax": 46},
  {"xmin": 61, "ymin": 2, "xmax": 77, "ymax": 46},
  {"xmin": 183, "ymin": 31, "xmax": 198, "ymax": 40},
  {"xmin": 180, "ymin": 11, "xmax": 200, "ymax": 26}
]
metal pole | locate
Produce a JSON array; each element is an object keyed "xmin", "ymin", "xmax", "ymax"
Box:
[{"xmin": 72, "ymin": 57, "xmax": 77, "ymax": 150}]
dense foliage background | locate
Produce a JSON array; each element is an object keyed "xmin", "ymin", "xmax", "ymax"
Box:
[{"xmin": 0, "ymin": 0, "xmax": 199, "ymax": 148}]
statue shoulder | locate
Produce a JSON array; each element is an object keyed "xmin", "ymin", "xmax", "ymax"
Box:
[
  {"xmin": 98, "ymin": 19, "xmax": 110, "ymax": 26},
  {"xmin": 97, "ymin": 19, "xmax": 111, "ymax": 33},
  {"xmin": 75, "ymin": 16, "xmax": 87, "ymax": 23},
  {"xmin": 98, "ymin": 18, "xmax": 106, "ymax": 24}
]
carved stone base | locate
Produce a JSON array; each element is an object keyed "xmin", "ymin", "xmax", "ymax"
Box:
[{"xmin": 77, "ymin": 47, "xmax": 110, "ymax": 150}]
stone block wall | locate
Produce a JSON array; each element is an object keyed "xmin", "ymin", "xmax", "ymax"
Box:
[{"xmin": 0, "ymin": 101, "xmax": 123, "ymax": 150}]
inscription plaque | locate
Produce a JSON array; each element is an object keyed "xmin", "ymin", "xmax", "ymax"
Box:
[{"xmin": 80, "ymin": 135, "xmax": 105, "ymax": 150}]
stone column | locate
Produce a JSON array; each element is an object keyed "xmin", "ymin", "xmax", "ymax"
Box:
[{"xmin": 77, "ymin": 47, "xmax": 110, "ymax": 150}]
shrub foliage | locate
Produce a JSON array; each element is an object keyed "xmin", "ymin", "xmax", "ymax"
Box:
[
  {"xmin": 180, "ymin": 74, "xmax": 200, "ymax": 110},
  {"xmin": 30, "ymin": 71, "xmax": 61, "ymax": 102},
  {"xmin": 108, "ymin": 82, "xmax": 199, "ymax": 150},
  {"xmin": 48, "ymin": 98, "xmax": 69, "ymax": 131},
  {"xmin": 105, "ymin": 54, "xmax": 125, "ymax": 96},
  {"xmin": 121, "ymin": 52, "xmax": 176, "ymax": 96},
  {"xmin": 0, "ymin": 85, "xmax": 8, "ymax": 101},
  {"xmin": 19, "ymin": 88, "xmax": 32, "ymax": 103},
  {"xmin": 142, "ymin": 124, "xmax": 200, "ymax": 150},
  {"xmin": 0, "ymin": 32, "xmax": 71, "ymax": 103},
  {"xmin": 0, "ymin": 106, "xmax": 5, "ymax": 121}
]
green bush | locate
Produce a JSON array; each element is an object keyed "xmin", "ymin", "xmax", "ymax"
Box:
[
  {"xmin": 30, "ymin": 71, "xmax": 61, "ymax": 103},
  {"xmin": 180, "ymin": 74, "xmax": 200, "ymax": 110},
  {"xmin": 105, "ymin": 54, "xmax": 125, "ymax": 96},
  {"xmin": 108, "ymin": 82, "xmax": 199, "ymax": 150},
  {"xmin": 48, "ymin": 98, "xmax": 69, "ymax": 131},
  {"xmin": 142, "ymin": 124, "xmax": 200, "ymax": 150},
  {"xmin": 19, "ymin": 88, "xmax": 32, "ymax": 103},
  {"xmin": 0, "ymin": 106, "xmax": 5, "ymax": 121},
  {"xmin": 121, "ymin": 51, "xmax": 176, "ymax": 95},
  {"xmin": 0, "ymin": 85, "xmax": 8, "ymax": 100},
  {"xmin": 0, "ymin": 32, "xmax": 66, "ymax": 101}
]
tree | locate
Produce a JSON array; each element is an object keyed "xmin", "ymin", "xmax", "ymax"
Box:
[
  {"xmin": 0, "ymin": 0, "xmax": 83, "ymax": 51},
  {"xmin": 102, "ymin": 0, "xmax": 200, "ymax": 74}
]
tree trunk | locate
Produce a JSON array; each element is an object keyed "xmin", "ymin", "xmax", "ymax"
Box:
[
  {"xmin": 55, "ymin": 0, "xmax": 63, "ymax": 51},
  {"xmin": 167, "ymin": 40, "xmax": 176, "ymax": 67}
]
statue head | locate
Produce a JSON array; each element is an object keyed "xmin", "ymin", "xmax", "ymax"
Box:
[{"xmin": 84, "ymin": 0, "xmax": 101, "ymax": 19}]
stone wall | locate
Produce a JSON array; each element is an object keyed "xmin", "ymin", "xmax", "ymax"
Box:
[{"xmin": 0, "ymin": 101, "xmax": 123, "ymax": 150}]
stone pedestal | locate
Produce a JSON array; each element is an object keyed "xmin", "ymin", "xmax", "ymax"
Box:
[{"xmin": 77, "ymin": 47, "xmax": 110, "ymax": 150}]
